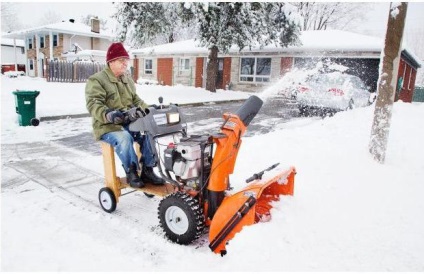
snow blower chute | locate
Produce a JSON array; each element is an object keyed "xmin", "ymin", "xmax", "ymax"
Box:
[{"xmin": 98, "ymin": 95, "xmax": 296, "ymax": 255}]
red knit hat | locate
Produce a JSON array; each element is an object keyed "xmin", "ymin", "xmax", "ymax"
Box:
[{"xmin": 106, "ymin": 42, "xmax": 129, "ymax": 63}]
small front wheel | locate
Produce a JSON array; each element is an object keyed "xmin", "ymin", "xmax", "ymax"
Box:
[{"xmin": 99, "ymin": 187, "xmax": 117, "ymax": 213}]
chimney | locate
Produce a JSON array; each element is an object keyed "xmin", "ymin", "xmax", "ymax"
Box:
[{"xmin": 90, "ymin": 17, "xmax": 100, "ymax": 33}]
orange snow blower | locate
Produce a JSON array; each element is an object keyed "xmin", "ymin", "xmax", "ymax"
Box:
[{"xmin": 98, "ymin": 95, "xmax": 296, "ymax": 255}]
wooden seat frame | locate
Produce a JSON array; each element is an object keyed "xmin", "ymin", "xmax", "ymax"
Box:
[{"xmin": 100, "ymin": 142, "xmax": 175, "ymax": 202}]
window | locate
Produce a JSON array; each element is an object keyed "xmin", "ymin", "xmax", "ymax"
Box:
[
  {"xmin": 408, "ymin": 67, "xmax": 414, "ymax": 90},
  {"xmin": 29, "ymin": 59, "xmax": 34, "ymax": 70},
  {"xmin": 402, "ymin": 63, "xmax": 407, "ymax": 89},
  {"xmin": 40, "ymin": 36, "xmax": 45, "ymax": 48},
  {"xmin": 180, "ymin": 58, "xmax": 190, "ymax": 71},
  {"xmin": 240, "ymin": 57, "xmax": 271, "ymax": 82},
  {"xmin": 144, "ymin": 59, "xmax": 153, "ymax": 74},
  {"xmin": 28, "ymin": 38, "xmax": 33, "ymax": 49},
  {"xmin": 53, "ymin": 34, "xmax": 58, "ymax": 47}
]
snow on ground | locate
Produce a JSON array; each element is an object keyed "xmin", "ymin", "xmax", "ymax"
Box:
[{"xmin": 1, "ymin": 75, "xmax": 424, "ymax": 271}]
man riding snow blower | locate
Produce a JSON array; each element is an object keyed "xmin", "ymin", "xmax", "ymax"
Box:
[{"xmin": 98, "ymin": 95, "xmax": 296, "ymax": 255}]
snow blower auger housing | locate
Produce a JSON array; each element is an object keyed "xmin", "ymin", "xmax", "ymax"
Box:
[{"xmin": 99, "ymin": 95, "xmax": 296, "ymax": 255}]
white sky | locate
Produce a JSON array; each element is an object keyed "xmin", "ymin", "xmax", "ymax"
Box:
[
  {"xmin": 5, "ymin": 2, "xmax": 423, "ymax": 36},
  {"xmin": 2, "ymin": 1, "xmax": 424, "ymax": 57},
  {"xmin": 5, "ymin": 1, "xmax": 118, "ymax": 29},
  {"xmin": 5, "ymin": 2, "xmax": 424, "ymax": 31}
]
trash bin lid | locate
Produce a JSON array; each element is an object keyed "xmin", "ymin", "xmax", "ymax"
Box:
[{"xmin": 12, "ymin": 90, "xmax": 40, "ymax": 97}]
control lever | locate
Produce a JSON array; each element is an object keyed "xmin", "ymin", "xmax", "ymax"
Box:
[
  {"xmin": 245, "ymin": 163, "xmax": 280, "ymax": 183},
  {"xmin": 158, "ymin": 96, "xmax": 163, "ymax": 109}
]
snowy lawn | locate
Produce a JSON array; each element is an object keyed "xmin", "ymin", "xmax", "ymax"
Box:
[{"xmin": 1, "ymin": 75, "xmax": 424, "ymax": 271}]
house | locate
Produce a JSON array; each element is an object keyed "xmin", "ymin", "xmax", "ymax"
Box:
[
  {"xmin": 2, "ymin": 18, "xmax": 113, "ymax": 78},
  {"xmin": 131, "ymin": 30, "xmax": 421, "ymax": 103},
  {"xmin": 1, "ymin": 33, "xmax": 26, "ymax": 74}
]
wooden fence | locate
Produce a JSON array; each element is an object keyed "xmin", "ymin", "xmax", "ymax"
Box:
[{"xmin": 47, "ymin": 60, "xmax": 106, "ymax": 82}]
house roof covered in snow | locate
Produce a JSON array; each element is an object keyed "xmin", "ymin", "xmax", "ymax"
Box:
[
  {"xmin": 2, "ymin": 20, "xmax": 114, "ymax": 40},
  {"xmin": 1, "ymin": 32, "xmax": 25, "ymax": 47},
  {"xmin": 131, "ymin": 30, "xmax": 421, "ymax": 68}
]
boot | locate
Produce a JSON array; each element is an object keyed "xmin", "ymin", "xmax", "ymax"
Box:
[
  {"xmin": 140, "ymin": 166, "xmax": 165, "ymax": 185},
  {"xmin": 126, "ymin": 164, "xmax": 145, "ymax": 188}
]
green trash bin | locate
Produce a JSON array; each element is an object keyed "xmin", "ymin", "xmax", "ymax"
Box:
[{"xmin": 12, "ymin": 90, "xmax": 40, "ymax": 126}]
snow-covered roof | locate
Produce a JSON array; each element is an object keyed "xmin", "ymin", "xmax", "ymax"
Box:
[
  {"xmin": 131, "ymin": 30, "xmax": 383, "ymax": 55},
  {"xmin": 284, "ymin": 30, "xmax": 383, "ymax": 53},
  {"xmin": 132, "ymin": 39, "xmax": 206, "ymax": 56},
  {"xmin": 131, "ymin": 30, "xmax": 421, "ymax": 67},
  {"xmin": 1, "ymin": 37, "xmax": 25, "ymax": 47},
  {"xmin": 1, "ymin": 32, "xmax": 25, "ymax": 47},
  {"xmin": 2, "ymin": 20, "xmax": 114, "ymax": 40}
]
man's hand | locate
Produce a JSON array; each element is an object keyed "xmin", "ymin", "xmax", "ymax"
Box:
[
  {"xmin": 126, "ymin": 107, "xmax": 146, "ymax": 122},
  {"xmin": 105, "ymin": 109, "xmax": 125, "ymax": 124}
]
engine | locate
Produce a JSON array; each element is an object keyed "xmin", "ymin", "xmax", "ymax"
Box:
[{"xmin": 164, "ymin": 138, "xmax": 212, "ymax": 190}]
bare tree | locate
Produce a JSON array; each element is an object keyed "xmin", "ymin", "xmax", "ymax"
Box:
[
  {"xmin": 406, "ymin": 28, "xmax": 424, "ymax": 87},
  {"xmin": 369, "ymin": 3, "xmax": 408, "ymax": 163},
  {"xmin": 1, "ymin": 3, "xmax": 23, "ymax": 32},
  {"xmin": 80, "ymin": 15, "xmax": 109, "ymax": 30},
  {"xmin": 37, "ymin": 10, "xmax": 62, "ymax": 26},
  {"xmin": 292, "ymin": 2, "xmax": 369, "ymax": 31},
  {"xmin": 405, "ymin": 28, "xmax": 424, "ymax": 62}
]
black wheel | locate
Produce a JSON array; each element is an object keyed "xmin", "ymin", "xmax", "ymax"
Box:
[
  {"xmin": 30, "ymin": 118, "xmax": 40, "ymax": 126},
  {"xmin": 158, "ymin": 192, "xmax": 205, "ymax": 245},
  {"xmin": 99, "ymin": 187, "xmax": 117, "ymax": 213}
]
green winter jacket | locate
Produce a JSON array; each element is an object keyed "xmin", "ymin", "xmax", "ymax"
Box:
[{"xmin": 85, "ymin": 66, "xmax": 149, "ymax": 140}]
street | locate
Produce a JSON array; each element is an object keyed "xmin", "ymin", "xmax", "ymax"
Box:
[{"xmin": 53, "ymin": 94, "xmax": 302, "ymax": 156}]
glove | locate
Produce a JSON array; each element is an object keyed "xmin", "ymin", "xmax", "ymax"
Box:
[
  {"xmin": 105, "ymin": 109, "xmax": 125, "ymax": 124},
  {"xmin": 126, "ymin": 107, "xmax": 146, "ymax": 122}
]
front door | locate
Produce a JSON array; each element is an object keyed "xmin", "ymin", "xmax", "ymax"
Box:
[
  {"xmin": 157, "ymin": 58, "xmax": 173, "ymax": 86},
  {"xmin": 28, "ymin": 59, "xmax": 35, "ymax": 77}
]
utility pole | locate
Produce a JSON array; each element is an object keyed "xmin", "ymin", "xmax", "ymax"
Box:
[{"xmin": 369, "ymin": 2, "xmax": 408, "ymax": 163}]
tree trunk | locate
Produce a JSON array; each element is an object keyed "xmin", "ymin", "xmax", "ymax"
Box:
[
  {"xmin": 206, "ymin": 46, "xmax": 218, "ymax": 92},
  {"xmin": 369, "ymin": 3, "xmax": 408, "ymax": 163}
]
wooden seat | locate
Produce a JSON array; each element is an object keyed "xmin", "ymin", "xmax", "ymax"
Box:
[{"xmin": 100, "ymin": 142, "xmax": 175, "ymax": 201}]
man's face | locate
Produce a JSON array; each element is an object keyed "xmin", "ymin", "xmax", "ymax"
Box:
[{"xmin": 109, "ymin": 58, "xmax": 129, "ymax": 77}]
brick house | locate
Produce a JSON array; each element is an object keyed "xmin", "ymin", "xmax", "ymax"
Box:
[
  {"xmin": 131, "ymin": 30, "xmax": 421, "ymax": 102},
  {"xmin": 2, "ymin": 18, "xmax": 113, "ymax": 78}
]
